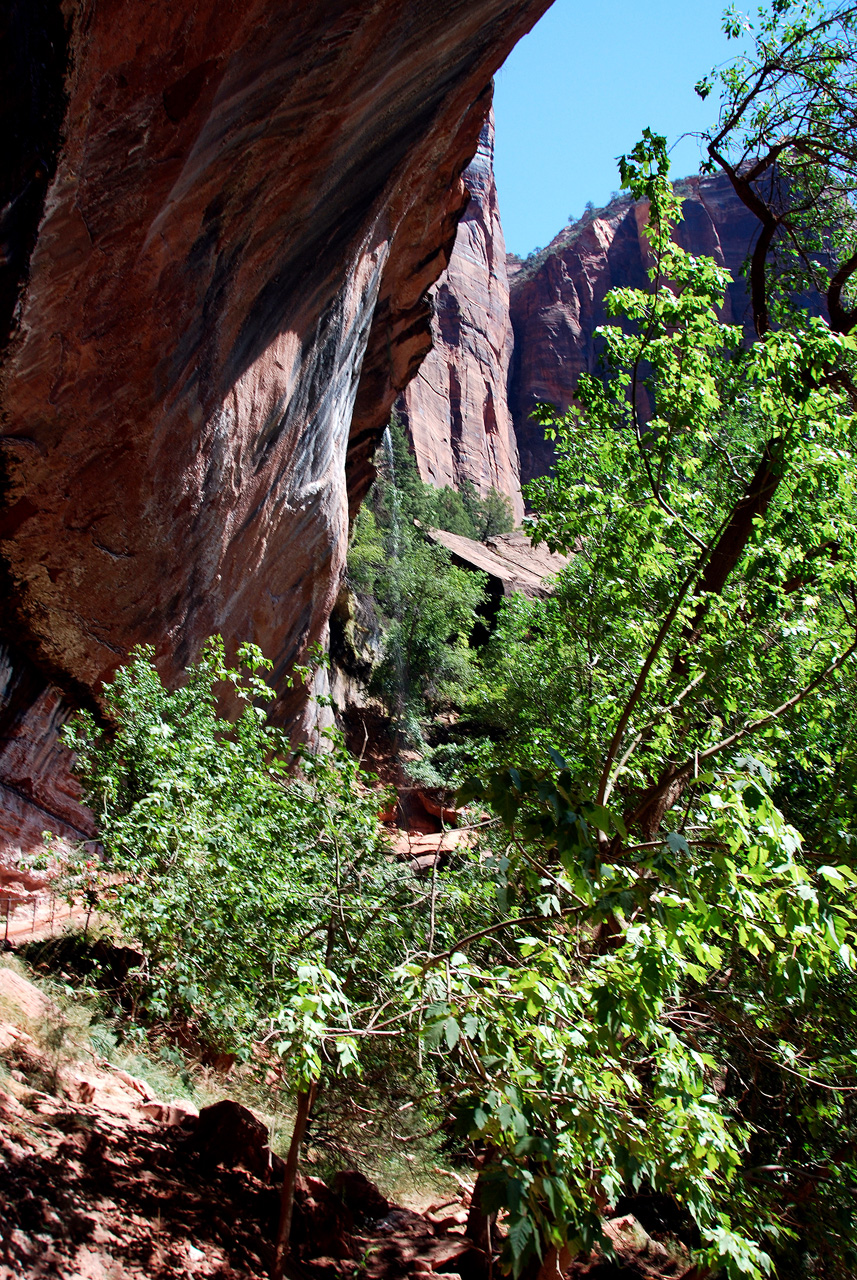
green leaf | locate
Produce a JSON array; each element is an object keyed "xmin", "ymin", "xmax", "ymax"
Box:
[{"xmin": 443, "ymin": 1017, "xmax": 460, "ymax": 1050}]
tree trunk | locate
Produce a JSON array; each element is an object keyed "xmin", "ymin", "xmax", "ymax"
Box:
[
  {"xmin": 671, "ymin": 439, "xmax": 783, "ymax": 680},
  {"xmin": 533, "ymin": 1245, "xmax": 573, "ymax": 1280},
  {"xmin": 271, "ymin": 1080, "xmax": 316, "ymax": 1280},
  {"xmin": 466, "ymin": 1166, "xmax": 498, "ymax": 1279}
]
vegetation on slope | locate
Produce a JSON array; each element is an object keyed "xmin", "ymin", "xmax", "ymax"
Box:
[
  {"xmin": 347, "ymin": 411, "xmax": 512, "ymax": 741},
  {"xmin": 27, "ymin": 4, "xmax": 857, "ymax": 1279}
]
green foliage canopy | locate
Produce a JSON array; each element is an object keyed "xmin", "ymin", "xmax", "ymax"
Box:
[
  {"xmin": 348, "ymin": 414, "xmax": 493, "ymax": 734},
  {"xmin": 63, "ymin": 640, "xmax": 495, "ymax": 1091},
  {"xmin": 429, "ymin": 127, "xmax": 857, "ymax": 1280}
]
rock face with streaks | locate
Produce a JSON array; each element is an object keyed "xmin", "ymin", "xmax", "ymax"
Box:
[
  {"xmin": 508, "ymin": 172, "xmax": 763, "ymax": 483},
  {"xmin": 0, "ymin": 643, "xmax": 90, "ymax": 854},
  {"xmin": 397, "ymin": 112, "xmax": 523, "ymax": 522},
  {"xmin": 0, "ymin": 0, "xmax": 552, "ymax": 857}
]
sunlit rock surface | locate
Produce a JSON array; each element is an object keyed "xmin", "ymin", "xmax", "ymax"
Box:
[
  {"xmin": 0, "ymin": 0, "xmax": 551, "ymax": 856},
  {"xmin": 425, "ymin": 528, "xmax": 568, "ymax": 598},
  {"xmin": 398, "ymin": 113, "xmax": 524, "ymax": 522},
  {"xmin": 508, "ymin": 173, "xmax": 762, "ymax": 483}
]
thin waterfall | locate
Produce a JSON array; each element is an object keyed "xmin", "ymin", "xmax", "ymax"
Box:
[
  {"xmin": 382, "ymin": 425, "xmax": 399, "ymax": 551},
  {"xmin": 381, "ymin": 425, "xmax": 409, "ymax": 739}
]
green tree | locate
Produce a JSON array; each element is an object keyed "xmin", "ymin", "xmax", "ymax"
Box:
[
  {"xmin": 465, "ymin": 480, "xmax": 516, "ymax": 541},
  {"xmin": 64, "ymin": 640, "xmax": 395, "ymax": 1061},
  {"xmin": 349, "ymin": 416, "xmax": 489, "ymax": 739},
  {"xmin": 63, "ymin": 638, "xmax": 498, "ymax": 1273},
  {"xmin": 370, "ymin": 412, "xmax": 514, "ymax": 542},
  {"xmin": 697, "ymin": 0, "xmax": 857, "ymax": 341},
  {"xmin": 421, "ymin": 122, "xmax": 857, "ymax": 1280},
  {"xmin": 368, "ymin": 528, "xmax": 487, "ymax": 731}
]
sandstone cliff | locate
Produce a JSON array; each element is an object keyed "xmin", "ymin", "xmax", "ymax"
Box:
[
  {"xmin": 397, "ymin": 112, "xmax": 524, "ymax": 523},
  {"xmin": 508, "ymin": 172, "xmax": 763, "ymax": 483},
  {"xmin": 0, "ymin": 0, "xmax": 551, "ymax": 857}
]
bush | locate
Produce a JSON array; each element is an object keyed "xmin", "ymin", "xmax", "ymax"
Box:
[{"xmin": 63, "ymin": 639, "xmax": 401, "ymax": 1067}]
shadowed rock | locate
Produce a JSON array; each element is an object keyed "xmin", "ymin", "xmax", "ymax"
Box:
[{"xmin": 0, "ymin": 0, "xmax": 552, "ymax": 857}]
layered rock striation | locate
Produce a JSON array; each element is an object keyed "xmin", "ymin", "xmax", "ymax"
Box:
[
  {"xmin": 425, "ymin": 528, "xmax": 568, "ymax": 600},
  {"xmin": 397, "ymin": 112, "xmax": 523, "ymax": 522},
  {"xmin": 0, "ymin": 0, "xmax": 551, "ymax": 857},
  {"xmin": 508, "ymin": 172, "xmax": 763, "ymax": 483}
]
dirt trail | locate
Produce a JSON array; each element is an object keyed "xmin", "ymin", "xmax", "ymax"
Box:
[
  {"xmin": 0, "ymin": 966, "xmax": 692, "ymax": 1280},
  {"xmin": 0, "ymin": 964, "xmax": 475, "ymax": 1280}
]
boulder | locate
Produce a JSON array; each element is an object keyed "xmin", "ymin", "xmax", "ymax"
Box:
[
  {"xmin": 0, "ymin": 966, "xmax": 58, "ymax": 1022},
  {"xmin": 292, "ymin": 1173, "xmax": 355, "ymax": 1260},
  {"xmin": 190, "ymin": 1099, "xmax": 279, "ymax": 1181},
  {"xmin": 425, "ymin": 527, "xmax": 569, "ymax": 602},
  {"xmin": 332, "ymin": 1168, "xmax": 390, "ymax": 1222}
]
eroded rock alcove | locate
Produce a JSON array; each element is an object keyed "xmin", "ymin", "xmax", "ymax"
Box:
[{"xmin": 0, "ymin": 0, "xmax": 552, "ymax": 857}]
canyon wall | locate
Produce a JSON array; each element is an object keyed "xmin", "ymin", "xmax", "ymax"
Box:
[
  {"xmin": 0, "ymin": 0, "xmax": 552, "ymax": 858},
  {"xmin": 397, "ymin": 113, "xmax": 524, "ymax": 522},
  {"xmin": 508, "ymin": 172, "xmax": 763, "ymax": 483},
  {"xmin": 394, "ymin": 168, "xmax": 766, "ymax": 505}
]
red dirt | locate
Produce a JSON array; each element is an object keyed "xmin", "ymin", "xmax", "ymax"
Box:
[{"xmin": 0, "ymin": 971, "xmax": 692, "ymax": 1280}]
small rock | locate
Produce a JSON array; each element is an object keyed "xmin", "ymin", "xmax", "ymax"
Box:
[
  {"xmin": 1, "ymin": 1137, "xmax": 31, "ymax": 1160},
  {"xmin": 41, "ymin": 1206, "xmax": 63, "ymax": 1231},
  {"xmin": 376, "ymin": 1207, "xmax": 431, "ymax": 1236},
  {"xmin": 63, "ymin": 1072, "xmax": 97, "ymax": 1104},
  {"xmin": 603, "ymin": 1212, "xmax": 666, "ymax": 1258},
  {"xmin": 422, "ymin": 1239, "xmax": 472, "ymax": 1270},
  {"xmin": 89, "ymin": 1223, "xmax": 117, "ymax": 1246},
  {"xmin": 0, "ymin": 1023, "xmax": 19, "ymax": 1051},
  {"xmin": 0, "ymin": 1087, "xmax": 24, "ymax": 1115},
  {"xmin": 309, "ymin": 1259, "xmax": 342, "ymax": 1278},
  {"xmin": 71, "ymin": 1243, "xmax": 112, "ymax": 1279},
  {"xmin": 141, "ymin": 1098, "xmax": 199, "ymax": 1126},
  {"xmin": 113, "ymin": 1068, "xmax": 156, "ymax": 1100},
  {"xmin": 188, "ymin": 1244, "xmax": 206, "ymax": 1262},
  {"xmin": 432, "ymin": 1210, "xmax": 468, "ymax": 1229},
  {"xmin": 8, "ymin": 1227, "xmax": 36, "ymax": 1258}
]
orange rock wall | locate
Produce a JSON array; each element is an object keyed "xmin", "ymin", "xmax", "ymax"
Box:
[
  {"xmin": 0, "ymin": 0, "xmax": 551, "ymax": 857},
  {"xmin": 397, "ymin": 113, "xmax": 524, "ymax": 522}
]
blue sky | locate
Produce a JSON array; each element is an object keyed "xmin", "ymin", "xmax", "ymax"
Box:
[{"xmin": 493, "ymin": 0, "xmax": 739, "ymax": 256}]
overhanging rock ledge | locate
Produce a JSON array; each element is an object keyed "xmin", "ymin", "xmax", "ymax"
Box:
[{"xmin": 0, "ymin": 0, "xmax": 552, "ymax": 858}]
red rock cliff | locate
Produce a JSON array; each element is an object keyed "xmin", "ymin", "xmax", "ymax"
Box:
[
  {"xmin": 0, "ymin": 0, "xmax": 552, "ymax": 857},
  {"xmin": 508, "ymin": 173, "xmax": 764, "ymax": 484},
  {"xmin": 397, "ymin": 112, "xmax": 524, "ymax": 522}
]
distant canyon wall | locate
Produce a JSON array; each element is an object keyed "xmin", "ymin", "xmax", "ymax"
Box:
[
  {"xmin": 0, "ymin": 0, "xmax": 552, "ymax": 858},
  {"xmin": 397, "ymin": 112, "xmax": 524, "ymax": 523},
  {"xmin": 397, "ymin": 168, "xmax": 764, "ymax": 506},
  {"xmin": 507, "ymin": 173, "xmax": 762, "ymax": 483}
]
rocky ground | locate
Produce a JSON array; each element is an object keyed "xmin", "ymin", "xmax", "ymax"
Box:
[{"xmin": 0, "ymin": 963, "xmax": 693, "ymax": 1280}]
